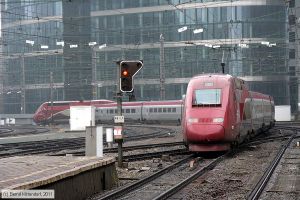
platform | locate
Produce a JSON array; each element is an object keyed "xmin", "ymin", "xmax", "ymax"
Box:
[{"xmin": 0, "ymin": 156, "xmax": 117, "ymax": 200}]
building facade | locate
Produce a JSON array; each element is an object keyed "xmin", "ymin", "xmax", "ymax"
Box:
[
  {"xmin": 0, "ymin": 0, "xmax": 289, "ymax": 114},
  {"xmin": 288, "ymin": 0, "xmax": 300, "ymax": 113}
]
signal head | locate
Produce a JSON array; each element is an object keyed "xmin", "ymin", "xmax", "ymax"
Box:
[{"xmin": 118, "ymin": 60, "xmax": 144, "ymax": 93}]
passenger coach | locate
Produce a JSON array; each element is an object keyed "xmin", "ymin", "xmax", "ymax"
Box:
[{"xmin": 95, "ymin": 100, "xmax": 183, "ymax": 124}]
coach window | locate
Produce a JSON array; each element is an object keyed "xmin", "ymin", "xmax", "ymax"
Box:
[
  {"xmin": 158, "ymin": 108, "xmax": 162, "ymax": 112},
  {"xmin": 163, "ymin": 108, "xmax": 167, "ymax": 112},
  {"xmin": 115, "ymin": 109, "xmax": 117, "ymax": 113},
  {"xmin": 168, "ymin": 108, "xmax": 172, "ymax": 112},
  {"xmin": 131, "ymin": 109, "xmax": 135, "ymax": 113},
  {"xmin": 172, "ymin": 108, "xmax": 176, "ymax": 112},
  {"xmin": 150, "ymin": 108, "xmax": 153, "ymax": 113},
  {"xmin": 106, "ymin": 109, "xmax": 109, "ymax": 114},
  {"xmin": 154, "ymin": 108, "xmax": 157, "ymax": 113},
  {"xmin": 126, "ymin": 109, "xmax": 130, "ymax": 113},
  {"xmin": 110, "ymin": 109, "xmax": 113, "ymax": 114}
]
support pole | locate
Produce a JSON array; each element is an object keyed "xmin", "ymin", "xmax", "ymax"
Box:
[
  {"xmin": 92, "ymin": 50, "xmax": 97, "ymax": 100},
  {"xmin": 117, "ymin": 140, "xmax": 123, "ymax": 167},
  {"xmin": 221, "ymin": 50, "xmax": 225, "ymax": 74},
  {"xmin": 50, "ymin": 71, "xmax": 54, "ymax": 124},
  {"xmin": 20, "ymin": 56, "xmax": 26, "ymax": 114},
  {"xmin": 160, "ymin": 34, "xmax": 165, "ymax": 100},
  {"xmin": 116, "ymin": 62, "xmax": 123, "ymax": 167}
]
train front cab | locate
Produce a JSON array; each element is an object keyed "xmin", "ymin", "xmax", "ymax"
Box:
[
  {"xmin": 183, "ymin": 76, "xmax": 236, "ymax": 152},
  {"xmin": 33, "ymin": 102, "xmax": 50, "ymax": 124}
]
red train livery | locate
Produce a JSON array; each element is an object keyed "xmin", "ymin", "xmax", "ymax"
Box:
[
  {"xmin": 182, "ymin": 74, "xmax": 275, "ymax": 152},
  {"xmin": 33, "ymin": 99, "xmax": 183, "ymax": 124},
  {"xmin": 33, "ymin": 100, "xmax": 114, "ymax": 124}
]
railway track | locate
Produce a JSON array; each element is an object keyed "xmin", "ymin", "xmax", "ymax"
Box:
[
  {"xmin": 95, "ymin": 155, "xmax": 225, "ymax": 200},
  {"xmin": 93, "ymin": 124, "xmax": 299, "ymax": 200},
  {"xmin": 0, "ymin": 126, "xmax": 178, "ymax": 158},
  {"xmin": 247, "ymin": 133, "xmax": 297, "ymax": 200},
  {"xmin": 1, "ymin": 122, "xmax": 298, "ymax": 200},
  {"xmin": 0, "ymin": 127, "xmax": 14, "ymax": 134},
  {"xmin": 0, "ymin": 141, "xmax": 186, "ymax": 160},
  {"xmin": 0, "ymin": 126, "xmax": 49, "ymax": 137}
]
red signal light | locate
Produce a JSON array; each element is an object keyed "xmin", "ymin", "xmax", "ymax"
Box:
[{"xmin": 122, "ymin": 70, "xmax": 128, "ymax": 76}]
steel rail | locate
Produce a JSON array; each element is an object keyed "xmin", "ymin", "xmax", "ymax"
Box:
[
  {"xmin": 152, "ymin": 156, "xmax": 225, "ymax": 200},
  {"xmin": 0, "ymin": 128, "xmax": 14, "ymax": 134},
  {"xmin": 122, "ymin": 148, "xmax": 189, "ymax": 161},
  {"xmin": 0, "ymin": 125, "xmax": 176, "ymax": 153},
  {"xmin": 0, "ymin": 127, "xmax": 50, "ymax": 137},
  {"xmin": 72, "ymin": 148, "xmax": 189, "ymax": 161},
  {"xmin": 98, "ymin": 155, "xmax": 194, "ymax": 200},
  {"xmin": 247, "ymin": 134, "xmax": 296, "ymax": 200}
]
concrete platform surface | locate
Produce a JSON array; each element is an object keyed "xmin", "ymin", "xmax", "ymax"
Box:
[{"xmin": 0, "ymin": 156, "xmax": 115, "ymax": 190}]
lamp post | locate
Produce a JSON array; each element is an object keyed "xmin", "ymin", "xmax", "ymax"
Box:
[{"xmin": 20, "ymin": 55, "xmax": 26, "ymax": 114}]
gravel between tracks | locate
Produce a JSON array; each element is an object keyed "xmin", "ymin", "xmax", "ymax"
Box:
[
  {"xmin": 90, "ymin": 128, "xmax": 296, "ymax": 200},
  {"xmin": 169, "ymin": 130, "xmax": 293, "ymax": 200}
]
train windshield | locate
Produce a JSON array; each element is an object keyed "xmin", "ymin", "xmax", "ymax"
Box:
[{"xmin": 193, "ymin": 89, "xmax": 221, "ymax": 106}]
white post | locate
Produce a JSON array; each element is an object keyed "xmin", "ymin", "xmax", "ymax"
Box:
[
  {"xmin": 106, "ymin": 128, "xmax": 114, "ymax": 148},
  {"xmin": 85, "ymin": 126, "xmax": 103, "ymax": 157},
  {"xmin": 96, "ymin": 126, "xmax": 103, "ymax": 157}
]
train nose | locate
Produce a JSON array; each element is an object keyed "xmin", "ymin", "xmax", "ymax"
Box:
[
  {"xmin": 186, "ymin": 124, "xmax": 225, "ymax": 142},
  {"xmin": 33, "ymin": 113, "xmax": 43, "ymax": 123}
]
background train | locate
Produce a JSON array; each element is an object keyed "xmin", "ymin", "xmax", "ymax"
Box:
[
  {"xmin": 182, "ymin": 74, "xmax": 275, "ymax": 152},
  {"xmin": 33, "ymin": 99, "xmax": 114, "ymax": 124},
  {"xmin": 33, "ymin": 99, "xmax": 183, "ymax": 124}
]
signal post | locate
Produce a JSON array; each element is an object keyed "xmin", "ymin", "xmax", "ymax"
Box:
[{"xmin": 115, "ymin": 60, "xmax": 143, "ymax": 167}]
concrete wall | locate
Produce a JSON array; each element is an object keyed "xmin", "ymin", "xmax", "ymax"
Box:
[{"xmin": 38, "ymin": 162, "xmax": 117, "ymax": 200}]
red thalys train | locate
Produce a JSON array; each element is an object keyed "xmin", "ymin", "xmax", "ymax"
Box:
[
  {"xmin": 33, "ymin": 99, "xmax": 115, "ymax": 124},
  {"xmin": 33, "ymin": 99, "xmax": 183, "ymax": 124},
  {"xmin": 182, "ymin": 74, "xmax": 275, "ymax": 152}
]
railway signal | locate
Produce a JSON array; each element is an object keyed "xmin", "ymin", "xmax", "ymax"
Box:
[{"xmin": 119, "ymin": 60, "xmax": 143, "ymax": 92}]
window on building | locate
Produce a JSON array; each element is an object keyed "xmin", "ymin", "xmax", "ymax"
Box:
[
  {"xmin": 289, "ymin": 32, "xmax": 296, "ymax": 42},
  {"xmin": 289, "ymin": 49, "xmax": 296, "ymax": 59},
  {"xmin": 289, "ymin": 15, "xmax": 296, "ymax": 25},
  {"xmin": 289, "ymin": 0, "xmax": 295, "ymax": 8},
  {"xmin": 289, "ymin": 66, "xmax": 296, "ymax": 76}
]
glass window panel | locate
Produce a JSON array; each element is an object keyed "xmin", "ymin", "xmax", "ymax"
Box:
[{"xmin": 193, "ymin": 89, "xmax": 222, "ymax": 105}]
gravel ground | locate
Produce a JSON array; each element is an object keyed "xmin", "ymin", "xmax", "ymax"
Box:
[
  {"xmin": 169, "ymin": 130, "xmax": 294, "ymax": 200},
  {"xmin": 88, "ymin": 127, "xmax": 298, "ymax": 200},
  {"xmin": 260, "ymin": 139, "xmax": 300, "ymax": 200}
]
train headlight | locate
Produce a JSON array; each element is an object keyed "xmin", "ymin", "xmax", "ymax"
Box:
[
  {"xmin": 188, "ymin": 118, "xmax": 198, "ymax": 123},
  {"xmin": 213, "ymin": 118, "xmax": 224, "ymax": 123}
]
